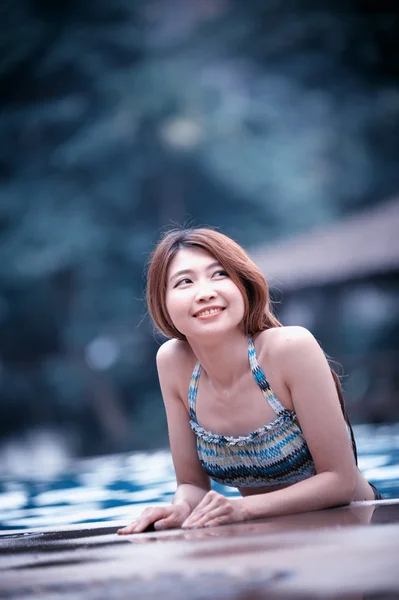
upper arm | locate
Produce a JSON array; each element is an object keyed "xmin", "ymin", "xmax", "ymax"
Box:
[
  {"xmin": 156, "ymin": 341, "xmax": 211, "ymax": 491},
  {"xmin": 278, "ymin": 327, "xmax": 355, "ymax": 484}
]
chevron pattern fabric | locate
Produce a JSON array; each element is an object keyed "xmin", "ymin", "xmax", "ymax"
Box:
[{"xmin": 188, "ymin": 338, "xmax": 317, "ymax": 488}]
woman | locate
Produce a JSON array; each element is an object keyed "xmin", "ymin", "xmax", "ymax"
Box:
[{"xmin": 118, "ymin": 228, "xmax": 381, "ymax": 535}]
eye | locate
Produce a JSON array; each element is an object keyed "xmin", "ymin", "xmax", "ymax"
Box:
[
  {"xmin": 213, "ymin": 270, "xmax": 229, "ymax": 278},
  {"xmin": 174, "ymin": 277, "xmax": 192, "ymax": 288}
]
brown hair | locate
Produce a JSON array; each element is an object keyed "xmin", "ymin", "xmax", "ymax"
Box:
[{"xmin": 146, "ymin": 227, "xmax": 357, "ymax": 463}]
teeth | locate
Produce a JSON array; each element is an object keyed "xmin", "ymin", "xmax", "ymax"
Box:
[{"xmin": 196, "ymin": 308, "xmax": 223, "ymax": 317}]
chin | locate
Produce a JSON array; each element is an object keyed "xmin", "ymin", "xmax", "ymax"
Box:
[{"xmin": 188, "ymin": 320, "xmax": 244, "ymax": 340}]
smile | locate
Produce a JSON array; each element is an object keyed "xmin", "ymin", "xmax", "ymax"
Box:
[{"xmin": 194, "ymin": 307, "xmax": 225, "ymax": 318}]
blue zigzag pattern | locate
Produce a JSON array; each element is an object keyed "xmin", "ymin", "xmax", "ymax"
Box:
[{"xmin": 188, "ymin": 338, "xmax": 317, "ymax": 488}]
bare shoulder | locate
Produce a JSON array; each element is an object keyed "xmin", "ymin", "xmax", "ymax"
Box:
[
  {"xmin": 156, "ymin": 338, "xmax": 183, "ymax": 364},
  {"xmin": 156, "ymin": 338, "xmax": 194, "ymax": 369},
  {"xmin": 156, "ymin": 339, "xmax": 196, "ymax": 402},
  {"xmin": 258, "ymin": 326, "xmax": 332, "ymax": 394},
  {"xmin": 256, "ymin": 326, "xmax": 318, "ymax": 359}
]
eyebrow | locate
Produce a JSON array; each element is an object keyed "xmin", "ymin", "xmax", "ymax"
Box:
[{"xmin": 168, "ymin": 260, "xmax": 222, "ymax": 283}]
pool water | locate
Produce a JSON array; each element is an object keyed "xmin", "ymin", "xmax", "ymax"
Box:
[{"xmin": 1, "ymin": 423, "xmax": 398, "ymax": 532}]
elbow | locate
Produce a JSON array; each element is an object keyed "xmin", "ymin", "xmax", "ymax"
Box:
[
  {"xmin": 338, "ymin": 487, "xmax": 355, "ymax": 507},
  {"xmin": 332, "ymin": 472, "xmax": 356, "ymax": 506},
  {"xmin": 317, "ymin": 469, "xmax": 356, "ymax": 507}
]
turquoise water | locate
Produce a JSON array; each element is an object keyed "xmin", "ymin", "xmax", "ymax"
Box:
[{"xmin": 0, "ymin": 423, "xmax": 398, "ymax": 532}]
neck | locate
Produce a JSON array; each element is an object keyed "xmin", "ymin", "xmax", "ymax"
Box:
[{"xmin": 187, "ymin": 330, "xmax": 250, "ymax": 391}]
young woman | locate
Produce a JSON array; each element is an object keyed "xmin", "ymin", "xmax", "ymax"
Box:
[{"xmin": 118, "ymin": 228, "xmax": 382, "ymax": 535}]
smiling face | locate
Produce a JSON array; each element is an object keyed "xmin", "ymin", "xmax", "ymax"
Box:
[{"xmin": 165, "ymin": 247, "xmax": 246, "ymax": 340}]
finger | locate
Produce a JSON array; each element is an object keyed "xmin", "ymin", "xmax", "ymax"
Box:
[
  {"xmin": 154, "ymin": 503, "xmax": 190, "ymax": 531},
  {"xmin": 183, "ymin": 493, "xmax": 218, "ymax": 525},
  {"xmin": 200, "ymin": 515, "xmax": 226, "ymax": 529},
  {"xmin": 119, "ymin": 506, "xmax": 169, "ymax": 535},
  {"xmin": 133, "ymin": 507, "xmax": 170, "ymax": 533},
  {"xmin": 183, "ymin": 496, "xmax": 221, "ymax": 528},
  {"xmin": 191, "ymin": 506, "xmax": 228, "ymax": 529},
  {"xmin": 183, "ymin": 506, "xmax": 213, "ymax": 528},
  {"xmin": 183, "ymin": 508, "xmax": 218, "ymax": 529},
  {"xmin": 153, "ymin": 515, "xmax": 178, "ymax": 531},
  {"xmin": 117, "ymin": 520, "xmax": 138, "ymax": 535},
  {"xmin": 190, "ymin": 506, "xmax": 227, "ymax": 529},
  {"xmin": 189, "ymin": 492, "xmax": 215, "ymax": 516}
]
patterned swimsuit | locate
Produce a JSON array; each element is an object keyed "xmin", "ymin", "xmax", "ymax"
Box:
[{"xmin": 188, "ymin": 338, "xmax": 317, "ymax": 488}]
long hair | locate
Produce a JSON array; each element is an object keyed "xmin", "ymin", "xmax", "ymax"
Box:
[{"xmin": 146, "ymin": 227, "xmax": 357, "ymax": 463}]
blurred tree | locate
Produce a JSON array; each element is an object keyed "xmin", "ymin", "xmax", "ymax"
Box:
[{"xmin": 0, "ymin": 0, "xmax": 398, "ymax": 453}]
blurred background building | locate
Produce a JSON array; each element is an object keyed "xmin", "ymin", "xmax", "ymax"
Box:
[
  {"xmin": 0, "ymin": 0, "xmax": 398, "ymax": 469},
  {"xmin": 253, "ymin": 198, "xmax": 399, "ymax": 423}
]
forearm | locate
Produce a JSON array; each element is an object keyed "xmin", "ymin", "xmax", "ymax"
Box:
[
  {"xmin": 172, "ymin": 483, "xmax": 209, "ymax": 514},
  {"xmin": 241, "ymin": 471, "xmax": 355, "ymax": 521}
]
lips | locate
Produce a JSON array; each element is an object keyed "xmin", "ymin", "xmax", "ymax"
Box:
[{"xmin": 193, "ymin": 306, "xmax": 225, "ymax": 318}]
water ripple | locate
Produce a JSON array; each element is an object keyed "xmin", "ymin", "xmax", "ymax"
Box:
[{"xmin": 0, "ymin": 425, "xmax": 398, "ymax": 531}]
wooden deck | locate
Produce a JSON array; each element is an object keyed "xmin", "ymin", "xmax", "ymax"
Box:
[{"xmin": 1, "ymin": 499, "xmax": 399, "ymax": 599}]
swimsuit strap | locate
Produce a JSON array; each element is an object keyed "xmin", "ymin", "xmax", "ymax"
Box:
[
  {"xmin": 188, "ymin": 361, "xmax": 201, "ymax": 422},
  {"xmin": 248, "ymin": 338, "xmax": 287, "ymax": 415},
  {"xmin": 188, "ymin": 338, "xmax": 287, "ymax": 421}
]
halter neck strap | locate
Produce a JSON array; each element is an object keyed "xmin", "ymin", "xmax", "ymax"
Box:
[{"xmin": 188, "ymin": 338, "xmax": 287, "ymax": 420}]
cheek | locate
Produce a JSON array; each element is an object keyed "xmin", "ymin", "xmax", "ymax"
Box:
[
  {"xmin": 226, "ymin": 283, "xmax": 246, "ymax": 311},
  {"xmin": 232, "ymin": 290, "xmax": 247, "ymax": 324},
  {"xmin": 165, "ymin": 292, "xmax": 188, "ymax": 324},
  {"xmin": 165, "ymin": 293, "xmax": 175, "ymax": 320},
  {"xmin": 237, "ymin": 296, "xmax": 246, "ymax": 319}
]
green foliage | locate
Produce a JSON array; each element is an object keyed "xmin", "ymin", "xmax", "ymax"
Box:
[{"xmin": 0, "ymin": 0, "xmax": 398, "ymax": 453}]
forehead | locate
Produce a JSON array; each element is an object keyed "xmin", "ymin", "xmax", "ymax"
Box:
[{"xmin": 168, "ymin": 247, "xmax": 218, "ymax": 273}]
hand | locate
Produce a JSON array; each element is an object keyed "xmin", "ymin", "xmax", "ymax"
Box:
[
  {"xmin": 181, "ymin": 491, "xmax": 247, "ymax": 529},
  {"xmin": 117, "ymin": 502, "xmax": 191, "ymax": 534}
]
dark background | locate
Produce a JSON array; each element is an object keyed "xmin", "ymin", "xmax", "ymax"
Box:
[{"xmin": 0, "ymin": 0, "xmax": 398, "ymax": 468}]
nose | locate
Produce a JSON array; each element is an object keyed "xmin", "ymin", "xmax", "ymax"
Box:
[{"xmin": 195, "ymin": 281, "xmax": 217, "ymax": 302}]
